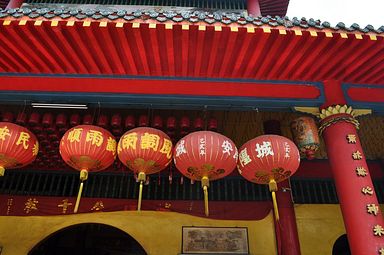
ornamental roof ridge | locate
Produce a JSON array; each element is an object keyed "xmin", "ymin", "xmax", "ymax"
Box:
[{"xmin": 0, "ymin": 7, "xmax": 383, "ymax": 34}]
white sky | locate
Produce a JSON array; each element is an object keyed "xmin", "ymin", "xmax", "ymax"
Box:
[{"xmin": 286, "ymin": 0, "xmax": 383, "ymax": 29}]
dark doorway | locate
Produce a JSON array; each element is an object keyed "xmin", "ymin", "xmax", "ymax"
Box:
[
  {"xmin": 29, "ymin": 223, "xmax": 147, "ymax": 255},
  {"xmin": 332, "ymin": 234, "xmax": 351, "ymax": 255}
]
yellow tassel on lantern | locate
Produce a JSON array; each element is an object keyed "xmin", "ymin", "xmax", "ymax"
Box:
[
  {"xmin": 202, "ymin": 176, "xmax": 210, "ymax": 216},
  {"xmin": 74, "ymin": 169, "xmax": 88, "ymax": 213},
  {"xmin": 137, "ymin": 172, "xmax": 146, "ymax": 211},
  {"xmin": 269, "ymin": 179, "xmax": 279, "ymax": 221},
  {"xmin": 0, "ymin": 166, "xmax": 5, "ymax": 176}
]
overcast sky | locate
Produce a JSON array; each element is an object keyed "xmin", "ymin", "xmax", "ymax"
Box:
[{"xmin": 286, "ymin": 0, "xmax": 383, "ymax": 29}]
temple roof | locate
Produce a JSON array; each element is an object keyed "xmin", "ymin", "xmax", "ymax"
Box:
[
  {"xmin": 0, "ymin": 7, "xmax": 383, "ymax": 33},
  {"xmin": 0, "ymin": 7, "xmax": 383, "ymax": 86}
]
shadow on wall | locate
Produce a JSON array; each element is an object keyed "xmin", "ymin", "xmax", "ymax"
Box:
[
  {"xmin": 28, "ymin": 223, "xmax": 147, "ymax": 255},
  {"xmin": 332, "ymin": 234, "xmax": 351, "ymax": 255}
]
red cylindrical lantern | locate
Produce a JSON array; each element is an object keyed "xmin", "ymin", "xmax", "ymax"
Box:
[
  {"xmin": 111, "ymin": 114, "xmax": 122, "ymax": 128},
  {"xmin": 152, "ymin": 115, "xmax": 163, "ymax": 129},
  {"xmin": 125, "ymin": 115, "xmax": 136, "ymax": 129},
  {"xmin": 117, "ymin": 127, "xmax": 173, "ymax": 211},
  {"xmin": 2, "ymin": 112, "xmax": 14, "ymax": 122},
  {"xmin": 290, "ymin": 116, "xmax": 320, "ymax": 160},
  {"xmin": 58, "ymin": 126, "xmax": 68, "ymax": 136},
  {"xmin": 28, "ymin": 112, "xmax": 40, "ymax": 127},
  {"xmin": 166, "ymin": 116, "xmax": 176, "ymax": 131},
  {"xmin": 180, "ymin": 116, "xmax": 190, "ymax": 131},
  {"xmin": 97, "ymin": 115, "xmax": 108, "ymax": 128},
  {"xmin": 174, "ymin": 131, "xmax": 238, "ymax": 216},
  {"xmin": 0, "ymin": 122, "xmax": 39, "ymax": 176},
  {"xmin": 194, "ymin": 117, "xmax": 204, "ymax": 131},
  {"xmin": 138, "ymin": 115, "xmax": 148, "ymax": 127},
  {"xmin": 32, "ymin": 126, "xmax": 43, "ymax": 134},
  {"xmin": 82, "ymin": 114, "xmax": 93, "ymax": 125},
  {"xmin": 237, "ymin": 135, "xmax": 300, "ymax": 220},
  {"xmin": 60, "ymin": 125, "xmax": 116, "ymax": 213},
  {"xmin": 70, "ymin": 114, "xmax": 81, "ymax": 127},
  {"xmin": 45, "ymin": 124, "xmax": 56, "ymax": 134},
  {"xmin": 42, "ymin": 113, "xmax": 53, "ymax": 128},
  {"xmin": 16, "ymin": 112, "xmax": 27, "ymax": 126},
  {"xmin": 56, "ymin": 113, "xmax": 67, "ymax": 128},
  {"xmin": 208, "ymin": 118, "xmax": 218, "ymax": 131}
]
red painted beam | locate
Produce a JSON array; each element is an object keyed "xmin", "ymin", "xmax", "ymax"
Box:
[
  {"xmin": 0, "ymin": 76, "xmax": 321, "ymax": 99},
  {"xmin": 347, "ymin": 86, "xmax": 384, "ymax": 103}
]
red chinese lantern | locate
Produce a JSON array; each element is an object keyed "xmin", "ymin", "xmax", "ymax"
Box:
[
  {"xmin": 152, "ymin": 115, "xmax": 163, "ymax": 129},
  {"xmin": 0, "ymin": 122, "xmax": 39, "ymax": 176},
  {"xmin": 290, "ymin": 116, "xmax": 320, "ymax": 160},
  {"xmin": 125, "ymin": 115, "xmax": 136, "ymax": 129},
  {"xmin": 174, "ymin": 131, "xmax": 238, "ymax": 216},
  {"xmin": 60, "ymin": 125, "xmax": 116, "ymax": 213},
  {"xmin": 42, "ymin": 113, "xmax": 53, "ymax": 127},
  {"xmin": 117, "ymin": 127, "xmax": 173, "ymax": 211},
  {"xmin": 167, "ymin": 116, "xmax": 176, "ymax": 131},
  {"xmin": 28, "ymin": 112, "xmax": 40, "ymax": 126},
  {"xmin": 237, "ymin": 135, "xmax": 300, "ymax": 220},
  {"xmin": 194, "ymin": 117, "xmax": 204, "ymax": 131},
  {"xmin": 70, "ymin": 114, "xmax": 81, "ymax": 127},
  {"xmin": 2, "ymin": 112, "xmax": 14, "ymax": 122},
  {"xmin": 111, "ymin": 114, "xmax": 122, "ymax": 128}
]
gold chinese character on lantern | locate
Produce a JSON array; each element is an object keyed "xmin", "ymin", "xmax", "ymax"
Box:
[
  {"xmin": 356, "ymin": 166, "xmax": 368, "ymax": 177},
  {"xmin": 141, "ymin": 133, "xmax": 160, "ymax": 151},
  {"xmin": 58, "ymin": 199, "xmax": 73, "ymax": 214},
  {"xmin": 67, "ymin": 128, "xmax": 83, "ymax": 143},
  {"xmin": 32, "ymin": 142, "xmax": 39, "ymax": 156},
  {"xmin": 373, "ymin": 225, "xmax": 384, "ymax": 236},
  {"xmin": 24, "ymin": 198, "xmax": 38, "ymax": 214},
  {"xmin": 367, "ymin": 204, "xmax": 379, "ymax": 216},
  {"xmin": 346, "ymin": 134, "xmax": 357, "ymax": 144},
  {"xmin": 121, "ymin": 132, "xmax": 138, "ymax": 150},
  {"xmin": 86, "ymin": 130, "xmax": 104, "ymax": 147},
  {"xmin": 159, "ymin": 138, "xmax": 172, "ymax": 159},
  {"xmin": 106, "ymin": 137, "xmax": 116, "ymax": 155},
  {"xmin": 379, "ymin": 247, "xmax": 384, "ymax": 255},
  {"xmin": 0, "ymin": 126, "xmax": 11, "ymax": 141},
  {"xmin": 16, "ymin": 132, "xmax": 30, "ymax": 149},
  {"xmin": 352, "ymin": 151, "xmax": 363, "ymax": 160}
]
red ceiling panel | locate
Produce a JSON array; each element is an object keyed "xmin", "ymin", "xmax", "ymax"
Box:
[{"xmin": 0, "ymin": 18, "xmax": 383, "ymax": 85}]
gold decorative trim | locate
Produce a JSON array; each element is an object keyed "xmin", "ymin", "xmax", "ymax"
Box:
[
  {"xmin": 319, "ymin": 105, "xmax": 354, "ymax": 119},
  {"xmin": 318, "ymin": 114, "xmax": 360, "ymax": 134},
  {"xmin": 293, "ymin": 107, "xmax": 320, "ymax": 116}
]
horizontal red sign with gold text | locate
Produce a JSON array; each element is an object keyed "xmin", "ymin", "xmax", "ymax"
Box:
[{"xmin": 0, "ymin": 195, "xmax": 271, "ymax": 220}]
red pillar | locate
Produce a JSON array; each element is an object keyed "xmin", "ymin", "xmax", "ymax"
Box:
[
  {"xmin": 247, "ymin": 0, "xmax": 261, "ymax": 16},
  {"xmin": 264, "ymin": 120, "xmax": 301, "ymax": 255},
  {"xmin": 6, "ymin": 0, "xmax": 23, "ymax": 9},
  {"xmin": 319, "ymin": 106, "xmax": 384, "ymax": 254}
]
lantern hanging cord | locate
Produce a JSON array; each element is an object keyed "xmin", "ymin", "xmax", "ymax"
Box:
[
  {"xmin": 269, "ymin": 179, "xmax": 279, "ymax": 221},
  {"xmin": 74, "ymin": 169, "xmax": 88, "ymax": 213},
  {"xmin": 137, "ymin": 172, "xmax": 146, "ymax": 211}
]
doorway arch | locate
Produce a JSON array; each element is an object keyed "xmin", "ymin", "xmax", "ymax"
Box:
[
  {"xmin": 28, "ymin": 223, "xmax": 147, "ymax": 255},
  {"xmin": 332, "ymin": 234, "xmax": 351, "ymax": 255}
]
